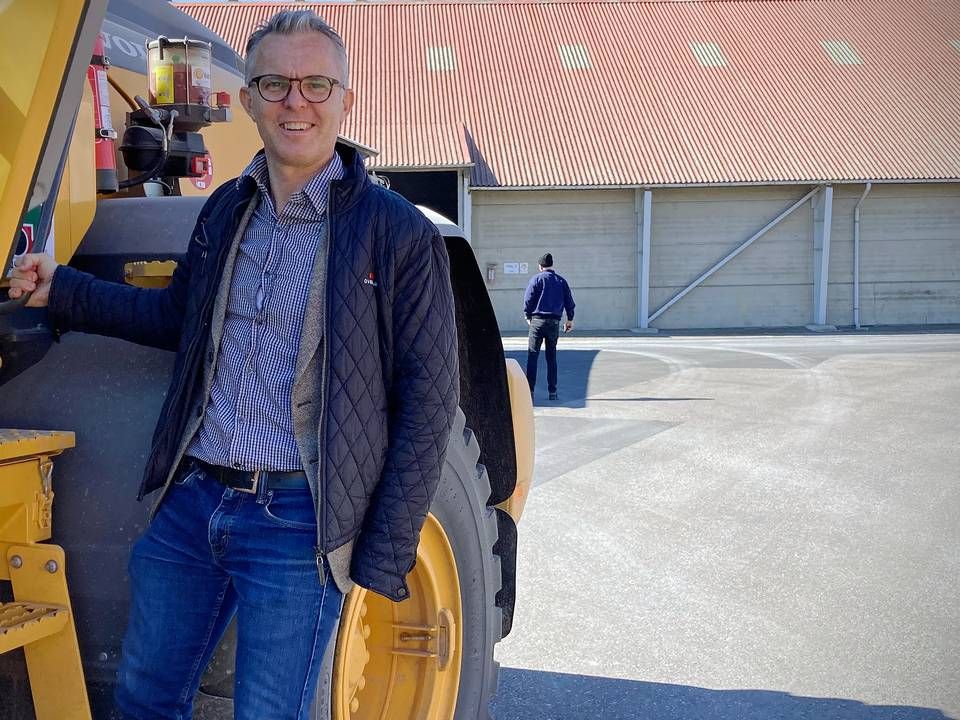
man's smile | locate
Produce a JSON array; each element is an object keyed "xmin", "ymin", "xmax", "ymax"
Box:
[{"xmin": 279, "ymin": 121, "xmax": 314, "ymax": 133}]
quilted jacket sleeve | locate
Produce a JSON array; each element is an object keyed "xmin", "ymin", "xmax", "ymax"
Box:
[
  {"xmin": 46, "ymin": 189, "xmax": 227, "ymax": 351},
  {"xmin": 47, "ymin": 259, "xmax": 192, "ymax": 352},
  {"xmin": 350, "ymin": 220, "xmax": 460, "ymax": 601}
]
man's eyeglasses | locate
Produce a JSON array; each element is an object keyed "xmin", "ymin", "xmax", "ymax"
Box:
[{"xmin": 249, "ymin": 74, "xmax": 344, "ymax": 104}]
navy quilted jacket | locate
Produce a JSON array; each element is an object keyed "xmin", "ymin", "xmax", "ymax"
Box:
[{"xmin": 48, "ymin": 146, "xmax": 460, "ymax": 600}]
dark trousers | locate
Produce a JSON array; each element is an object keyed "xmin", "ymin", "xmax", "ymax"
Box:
[{"xmin": 526, "ymin": 317, "xmax": 560, "ymax": 393}]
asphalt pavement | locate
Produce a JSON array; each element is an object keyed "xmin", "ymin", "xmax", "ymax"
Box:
[{"xmin": 492, "ymin": 331, "xmax": 960, "ymax": 720}]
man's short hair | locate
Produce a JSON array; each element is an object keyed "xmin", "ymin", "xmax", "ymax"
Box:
[
  {"xmin": 538, "ymin": 253, "xmax": 553, "ymax": 268},
  {"xmin": 244, "ymin": 10, "xmax": 350, "ymax": 86}
]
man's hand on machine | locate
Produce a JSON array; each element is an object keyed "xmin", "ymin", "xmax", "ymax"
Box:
[{"xmin": 8, "ymin": 253, "xmax": 59, "ymax": 307}]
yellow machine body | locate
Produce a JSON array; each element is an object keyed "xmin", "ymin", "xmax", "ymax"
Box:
[
  {"xmin": 0, "ymin": 430, "xmax": 89, "ymax": 720},
  {"xmin": 0, "ymin": 0, "xmax": 532, "ymax": 717}
]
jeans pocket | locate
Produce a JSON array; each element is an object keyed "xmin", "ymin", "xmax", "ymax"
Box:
[{"xmin": 261, "ymin": 489, "xmax": 317, "ymax": 530}]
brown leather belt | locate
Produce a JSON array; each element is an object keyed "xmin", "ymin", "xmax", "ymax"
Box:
[{"xmin": 189, "ymin": 458, "xmax": 309, "ymax": 494}]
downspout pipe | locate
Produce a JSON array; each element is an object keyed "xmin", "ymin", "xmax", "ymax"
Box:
[{"xmin": 854, "ymin": 182, "xmax": 872, "ymax": 329}]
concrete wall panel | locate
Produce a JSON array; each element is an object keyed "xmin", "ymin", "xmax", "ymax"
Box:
[
  {"xmin": 470, "ymin": 184, "xmax": 960, "ymax": 331},
  {"xmin": 487, "ymin": 286, "xmax": 637, "ymax": 332},
  {"xmin": 472, "ymin": 190, "xmax": 636, "ymax": 330},
  {"xmin": 650, "ymin": 284, "xmax": 812, "ymax": 328},
  {"xmin": 649, "ymin": 187, "xmax": 814, "ymax": 327},
  {"xmin": 827, "ymin": 183, "xmax": 960, "ymax": 327}
]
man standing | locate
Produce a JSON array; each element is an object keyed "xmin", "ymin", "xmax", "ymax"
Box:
[
  {"xmin": 9, "ymin": 10, "xmax": 458, "ymax": 719},
  {"xmin": 523, "ymin": 252, "xmax": 575, "ymax": 401}
]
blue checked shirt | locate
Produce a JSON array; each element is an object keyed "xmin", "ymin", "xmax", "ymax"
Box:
[{"xmin": 187, "ymin": 151, "xmax": 344, "ymax": 471}]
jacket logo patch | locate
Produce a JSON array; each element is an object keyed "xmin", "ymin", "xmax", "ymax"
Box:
[{"xmin": 363, "ymin": 272, "xmax": 378, "ymax": 287}]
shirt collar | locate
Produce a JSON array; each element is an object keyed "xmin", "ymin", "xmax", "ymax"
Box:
[{"xmin": 238, "ymin": 150, "xmax": 345, "ymax": 218}]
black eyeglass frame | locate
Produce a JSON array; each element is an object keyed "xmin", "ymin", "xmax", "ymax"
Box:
[{"xmin": 248, "ymin": 74, "xmax": 345, "ymax": 104}]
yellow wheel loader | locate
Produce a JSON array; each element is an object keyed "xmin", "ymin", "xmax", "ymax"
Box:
[{"xmin": 0, "ymin": 2, "xmax": 533, "ymax": 718}]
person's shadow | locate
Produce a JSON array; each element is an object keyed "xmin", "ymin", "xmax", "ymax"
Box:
[
  {"xmin": 507, "ymin": 348, "xmax": 607, "ymax": 408},
  {"xmin": 492, "ymin": 668, "xmax": 956, "ymax": 720}
]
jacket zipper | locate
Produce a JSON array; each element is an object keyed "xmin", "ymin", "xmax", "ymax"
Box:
[
  {"xmin": 317, "ymin": 193, "xmax": 335, "ymax": 557},
  {"xmin": 141, "ymin": 219, "xmax": 213, "ymax": 504},
  {"xmin": 315, "ymin": 546, "xmax": 326, "ymax": 585},
  {"xmin": 148, "ymin": 202, "xmax": 245, "ymax": 514},
  {"xmin": 179, "ymin": 221, "xmax": 216, "ymax": 380}
]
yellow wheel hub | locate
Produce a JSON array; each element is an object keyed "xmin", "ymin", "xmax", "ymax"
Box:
[{"xmin": 332, "ymin": 513, "xmax": 463, "ymax": 719}]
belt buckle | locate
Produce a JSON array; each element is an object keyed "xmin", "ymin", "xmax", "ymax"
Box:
[{"xmin": 235, "ymin": 469, "xmax": 261, "ymax": 494}]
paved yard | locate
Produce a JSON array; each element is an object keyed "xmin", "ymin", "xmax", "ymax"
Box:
[{"xmin": 493, "ymin": 332, "xmax": 960, "ymax": 720}]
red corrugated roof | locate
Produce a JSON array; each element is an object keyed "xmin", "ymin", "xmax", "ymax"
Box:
[{"xmin": 175, "ymin": 0, "xmax": 960, "ymax": 187}]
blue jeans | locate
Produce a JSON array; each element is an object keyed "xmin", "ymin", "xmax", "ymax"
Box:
[{"xmin": 115, "ymin": 463, "xmax": 343, "ymax": 720}]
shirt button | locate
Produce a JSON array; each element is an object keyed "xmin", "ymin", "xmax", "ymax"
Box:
[{"xmin": 195, "ymin": 405, "xmax": 203, "ymax": 418}]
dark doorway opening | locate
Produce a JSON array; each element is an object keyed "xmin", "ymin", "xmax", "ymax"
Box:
[{"xmin": 378, "ymin": 170, "xmax": 459, "ymax": 225}]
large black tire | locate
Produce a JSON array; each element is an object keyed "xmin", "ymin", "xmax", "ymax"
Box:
[
  {"xmin": 313, "ymin": 408, "xmax": 503, "ymax": 719},
  {"xmin": 436, "ymin": 408, "xmax": 503, "ymax": 719}
]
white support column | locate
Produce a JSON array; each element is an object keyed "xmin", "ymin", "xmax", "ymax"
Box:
[
  {"xmin": 809, "ymin": 185, "xmax": 835, "ymax": 330},
  {"xmin": 634, "ymin": 189, "xmax": 656, "ymax": 333},
  {"xmin": 853, "ymin": 182, "xmax": 873, "ymax": 329},
  {"xmin": 457, "ymin": 171, "xmax": 464, "ymax": 230},
  {"xmin": 459, "ymin": 171, "xmax": 473, "ymax": 243}
]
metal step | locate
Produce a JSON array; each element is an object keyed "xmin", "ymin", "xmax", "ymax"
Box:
[{"xmin": 0, "ymin": 601, "xmax": 69, "ymax": 654}]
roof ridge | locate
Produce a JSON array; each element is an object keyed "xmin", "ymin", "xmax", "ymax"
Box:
[{"xmin": 172, "ymin": 0, "xmax": 846, "ymax": 6}]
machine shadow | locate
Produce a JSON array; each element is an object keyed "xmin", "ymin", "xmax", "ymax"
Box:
[{"xmin": 492, "ymin": 667, "xmax": 954, "ymax": 720}]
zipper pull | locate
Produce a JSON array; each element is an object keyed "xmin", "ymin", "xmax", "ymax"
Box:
[
  {"xmin": 315, "ymin": 546, "xmax": 326, "ymax": 585},
  {"xmin": 197, "ymin": 224, "xmax": 210, "ymax": 262}
]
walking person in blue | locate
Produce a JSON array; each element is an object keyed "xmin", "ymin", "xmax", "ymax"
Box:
[{"xmin": 523, "ymin": 253, "xmax": 576, "ymax": 401}]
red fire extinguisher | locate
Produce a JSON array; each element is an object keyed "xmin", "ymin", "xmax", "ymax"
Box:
[{"xmin": 88, "ymin": 33, "xmax": 119, "ymax": 193}]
